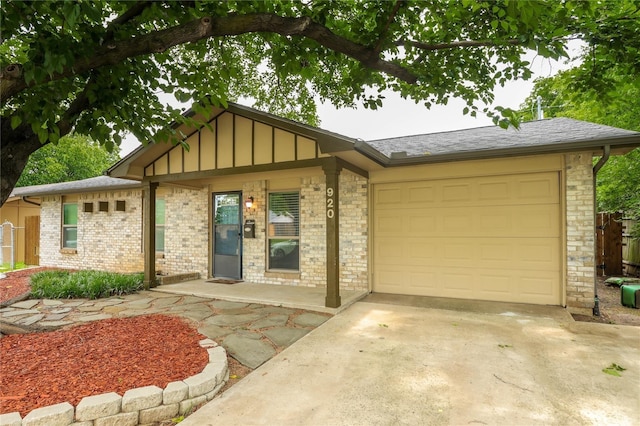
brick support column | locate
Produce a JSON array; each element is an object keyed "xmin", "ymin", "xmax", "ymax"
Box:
[
  {"xmin": 565, "ymin": 153, "xmax": 595, "ymax": 313},
  {"xmin": 323, "ymin": 159, "xmax": 342, "ymax": 308},
  {"xmin": 143, "ymin": 182, "xmax": 159, "ymax": 289}
]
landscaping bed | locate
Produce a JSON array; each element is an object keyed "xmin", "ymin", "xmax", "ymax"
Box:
[{"xmin": 0, "ymin": 314, "xmax": 209, "ymax": 416}]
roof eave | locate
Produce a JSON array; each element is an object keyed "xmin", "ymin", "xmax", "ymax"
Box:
[{"xmin": 357, "ymin": 135, "xmax": 640, "ymax": 167}]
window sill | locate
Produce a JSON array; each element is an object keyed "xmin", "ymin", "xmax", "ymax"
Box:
[
  {"xmin": 265, "ymin": 270, "xmax": 301, "ymax": 280},
  {"xmin": 60, "ymin": 248, "xmax": 77, "ymax": 255}
]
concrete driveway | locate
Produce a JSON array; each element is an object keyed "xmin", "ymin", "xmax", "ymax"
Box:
[{"xmin": 182, "ymin": 298, "xmax": 640, "ymax": 425}]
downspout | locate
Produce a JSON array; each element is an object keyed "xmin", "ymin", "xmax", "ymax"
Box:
[
  {"xmin": 21, "ymin": 196, "xmax": 41, "ymax": 206},
  {"xmin": 592, "ymin": 145, "xmax": 611, "ymax": 316}
]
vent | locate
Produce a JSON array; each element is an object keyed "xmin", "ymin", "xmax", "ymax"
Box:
[
  {"xmin": 116, "ymin": 200, "xmax": 126, "ymax": 212},
  {"xmin": 99, "ymin": 201, "xmax": 109, "ymax": 212},
  {"xmin": 83, "ymin": 202, "xmax": 94, "ymax": 213}
]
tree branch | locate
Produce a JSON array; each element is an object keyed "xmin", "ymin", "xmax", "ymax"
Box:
[
  {"xmin": 373, "ymin": 0, "xmax": 404, "ymax": 54},
  {"xmin": 398, "ymin": 38, "xmax": 521, "ymax": 51},
  {"xmin": 1, "ymin": 13, "xmax": 419, "ymax": 104}
]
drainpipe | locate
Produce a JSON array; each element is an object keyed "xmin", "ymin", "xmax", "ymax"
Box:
[
  {"xmin": 592, "ymin": 145, "xmax": 611, "ymax": 316},
  {"xmin": 21, "ymin": 196, "xmax": 41, "ymax": 206}
]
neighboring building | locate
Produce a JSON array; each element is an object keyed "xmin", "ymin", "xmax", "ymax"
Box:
[
  {"xmin": 18, "ymin": 103, "xmax": 640, "ymax": 314},
  {"xmin": 0, "ymin": 187, "xmax": 42, "ymax": 266}
]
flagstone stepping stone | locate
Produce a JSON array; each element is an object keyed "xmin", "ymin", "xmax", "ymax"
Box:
[
  {"xmin": 102, "ymin": 306, "xmax": 127, "ymax": 314},
  {"xmin": 209, "ymin": 300, "xmax": 249, "ymax": 310},
  {"xmin": 210, "ymin": 308, "xmax": 251, "ymax": 315},
  {"xmin": 175, "ymin": 306, "xmax": 214, "ymax": 321},
  {"xmin": 293, "ymin": 313, "xmax": 330, "ymax": 328},
  {"xmin": 123, "ymin": 298, "xmax": 154, "ymax": 305},
  {"xmin": 77, "ymin": 313, "xmax": 112, "ymax": 322},
  {"xmin": 45, "ymin": 313, "xmax": 69, "ymax": 321},
  {"xmin": 93, "ymin": 299, "xmax": 125, "ymax": 307},
  {"xmin": 39, "ymin": 320, "xmax": 73, "ymax": 328},
  {"xmin": 152, "ymin": 296, "xmax": 181, "ymax": 308},
  {"xmin": 254, "ymin": 306, "xmax": 296, "ymax": 315},
  {"xmin": 2, "ymin": 309, "xmax": 40, "ymax": 317},
  {"xmin": 178, "ymin": 296, "xmax": 210, "ymax": 305},
  {"xmin": 205, "ymin": 313, "xmax": 264, "ymax": 327},
  {"xmin": 249, "ymin": 314, "xmax": 289, "ymax": 330},
  {"xmin": 77, "ymin": 305, "xmax": 104, "ymax": 312},
  {"xmin": 264, "ymin": 327, "xmax": 310, "ymax": 347},
  {"xmin": 198, "ymin": 324, "xmax": 230, "ymax": 339},
  {"xmin": 50, "ymin": 308, "xmax": 72, "ymax": 314},
  {"xmin": 223, "ymin": 334, "xmax": 276, "ymax": 369},
  {"xmin": 42, "ymin": 299, "xmax": 64, "ymax": 306},
  {"xmin": 60, "ymin": 301, "xmax": 85, "ymax": 307},
  {"xmin": 18, "ymin": 314, "xmax": 45, "ymax": 326},
  {"xmin": 120, "ymin": 301, "xmax": 152, "ymax": 310},
  {"xmin": 11, "ymin": 300, "xmax": 39, "ymax": 309},
  {"xmin": 233, "ymin": 330, "xmax": 262, "ymax": 340}
]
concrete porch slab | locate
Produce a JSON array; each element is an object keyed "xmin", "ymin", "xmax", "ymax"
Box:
[{"xmin": 151, "ymin": 280, "xmax": 368, "ymax": 314}]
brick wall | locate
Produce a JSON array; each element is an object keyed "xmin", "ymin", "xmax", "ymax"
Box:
[
  {"xmin": 39, "ymin": 191, "xmax": 144, "ymax": 273},
  {"xmin": 38, "ymin": 169, "xmax": 369, "ymax": 292},
  {"xmin": 338, "ymin": 172, "xmax": 368, "ymax": 291},
  {"xmin": 242, "ymin": 171, "xmax": 368, "ymax": 291},
  {"xmin": 565, "ymin": 152, "xmax": 595, "ymax": 313},
  {"xmin": 157, "ymin": 187, "xmax": 209, "ymax": 278}
]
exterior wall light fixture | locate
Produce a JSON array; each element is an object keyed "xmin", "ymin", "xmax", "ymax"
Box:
[{"xmin": 245, "ymin": 196, "xmax": 254, "ymax": 209}]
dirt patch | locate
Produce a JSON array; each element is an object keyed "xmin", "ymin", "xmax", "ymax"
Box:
[
  {"xmin": 571, "ymin": 276, "xmax": 640, "ymax": 326},
  {"xmin": 0, "ymin": 314, "xmax": 208, "ymax": 416}
]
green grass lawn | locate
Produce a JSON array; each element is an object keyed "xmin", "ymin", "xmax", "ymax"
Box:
[{"xmin": 0, "ymin": 262, "xmax": 27, "ymax": 272}]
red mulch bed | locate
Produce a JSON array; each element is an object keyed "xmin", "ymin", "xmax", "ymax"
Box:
[
  {"xmin": 0, "ymin": 314, "xmax": 209, "ymax": 416},
  {"xmin": 0, "ymin": 268, "xmax": 48, "ymax": 304}
]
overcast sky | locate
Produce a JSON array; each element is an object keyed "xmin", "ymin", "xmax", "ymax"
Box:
[{"xmin": 119, "ymin": 48, "xmax": 576, "ymax": 156}]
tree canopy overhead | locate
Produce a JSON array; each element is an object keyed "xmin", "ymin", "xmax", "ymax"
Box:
[
  {"xmin": 520, "ymin": 61, "xmax": 640, "ymax": 235},
  {"xmin": 16, "ymin": 134, "xmax": 120, "ymax": 187},
  {"xmin": 1, "ymin": 0, "xmax": 638, "ymax": 205}
]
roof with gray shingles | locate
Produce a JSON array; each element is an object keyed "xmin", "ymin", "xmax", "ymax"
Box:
[
  {"xmin": 10, "ymin": 176, "xmax": 140, "ymax": 198},
  {"xmin": 365, "ymin": 118, "xmax": 639, "ymax": 158}
]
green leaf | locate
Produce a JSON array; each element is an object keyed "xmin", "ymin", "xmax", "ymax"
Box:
[
  {"xmin": 37, "ymin": 127, "xmax": 48, "ymax": 144},
  {"xmin": 602, "ymin": 363, "xmax": 626, "ymax": 377},
  {"xmin": 10, "ymin": 115, "xmax": 22, "ymax": 129}
]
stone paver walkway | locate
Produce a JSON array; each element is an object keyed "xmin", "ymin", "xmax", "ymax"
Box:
[{"xmin": 0, "ymin": 291, "xmax": 332, "ymax": 369}]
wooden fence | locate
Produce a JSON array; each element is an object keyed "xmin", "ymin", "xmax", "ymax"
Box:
[
  {"xmin": 622, "ymin": 218, "xmax": 640, "ymax": 277},
  {"xmin": 596, "ymin": 212, "xmax": 623, "ymax": 276}
]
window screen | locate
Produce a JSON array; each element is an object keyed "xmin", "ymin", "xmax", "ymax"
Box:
[{"xmin": 268, "ymin": 191, "xmax": 299, "ymax": 271}]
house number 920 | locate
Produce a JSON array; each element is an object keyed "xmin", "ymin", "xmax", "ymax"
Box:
[{"xmin": 326, "ymin": 187, "xmax": 335, "ymax": 219}]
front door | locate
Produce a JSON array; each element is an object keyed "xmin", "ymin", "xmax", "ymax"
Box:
[{"xmin": 213, "ymin": 192, "xmax": 242, "ymax": 279}]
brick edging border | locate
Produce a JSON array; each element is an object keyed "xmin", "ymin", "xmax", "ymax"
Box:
[{"xmin": 0, "ymin": 339, "xmax": 228, "ymax": 426}]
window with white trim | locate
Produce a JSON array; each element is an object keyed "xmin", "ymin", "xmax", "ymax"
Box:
[
  {"xmin": 62, "ymin": 202, "xmax": 78, "ymax": 249},
  {"xmin": 268, "ymin": 191, "xmax": 299, "ymax": 271},
  {"xmin": 156, "ymin": 199, "xmax": 166, "ymax": 252}
]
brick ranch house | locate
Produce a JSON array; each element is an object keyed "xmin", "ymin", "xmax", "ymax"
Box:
[{"xmin": 15, "ymin": 103, "xmax": 640, "ymax": 314}]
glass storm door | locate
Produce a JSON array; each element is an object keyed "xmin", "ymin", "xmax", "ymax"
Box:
[{"xmin": 213, "ymin": 192, "xmax": 242, "ymax": 279}]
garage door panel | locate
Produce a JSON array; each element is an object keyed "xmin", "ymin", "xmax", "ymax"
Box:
[
  {"xmin": 373, "ymin": 171, "xmax": 562, "ymax": 305},
  {"xmin": 375, "ymin": 238, "xmax": 405, "ymax": 263},
  {"xmin": 375, "ymin": 267, "xmax": 560, "ymax": 302}
]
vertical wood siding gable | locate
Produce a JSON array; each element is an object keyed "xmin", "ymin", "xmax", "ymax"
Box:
[{"xmin": 144, "ymin": 112, "xmax": 322, "ymax": 177}]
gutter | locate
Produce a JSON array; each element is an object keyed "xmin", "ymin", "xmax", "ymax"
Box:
[{"xmin": 592, "ymin": 145, "xmax": 611, "ymax": 316}]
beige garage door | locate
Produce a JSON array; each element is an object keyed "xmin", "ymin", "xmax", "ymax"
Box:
[{"xmin": 373, "ymin": 172, "xmax": 562, "ymax": 305}]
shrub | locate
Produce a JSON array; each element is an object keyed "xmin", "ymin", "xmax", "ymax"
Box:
[{"xmin": 30, "ymin": 270, "xmax": 144, "ymax": 299}]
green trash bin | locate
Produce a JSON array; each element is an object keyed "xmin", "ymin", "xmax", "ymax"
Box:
[{"xmin": 620, "ymin": 284, "xmax": 640, "ymax": 309}]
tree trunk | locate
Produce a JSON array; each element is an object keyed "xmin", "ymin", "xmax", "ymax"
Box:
[{"xmin": 0, "ymin": 121, "xmax": 44, "ymax": 206}]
